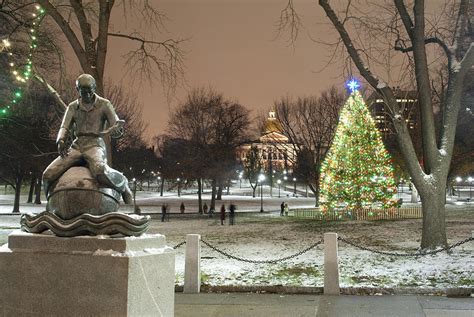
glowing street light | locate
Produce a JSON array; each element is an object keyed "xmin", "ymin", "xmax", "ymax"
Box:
[
  {"xmin": 177, "ymin": 177, "xmax": 181, "ymax": 197},
  {"xmin": 456, "ymin": 176, "xmax": 462, "ymax": 198},
  {"xmin": 293, "ymin": 177, "xmax": 297, "ymax": 197},
  {"xmin": 468, "ymin": 177, "xmax": 473, "ymax": 199}
]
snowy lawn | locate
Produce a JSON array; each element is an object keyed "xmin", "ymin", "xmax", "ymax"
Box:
[{"xmin": 149, "ymin": 209, "xmax": 474, "ymax": 290}]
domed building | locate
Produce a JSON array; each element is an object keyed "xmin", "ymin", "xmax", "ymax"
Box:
[{"xmin": 237, "ymin": 110, "xmax": 296, "ymax": 173}]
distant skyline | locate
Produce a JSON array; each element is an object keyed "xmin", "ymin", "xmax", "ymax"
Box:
[{"xmin": 102, "ymin": 0, "xmax": 348, "ymax": 140}]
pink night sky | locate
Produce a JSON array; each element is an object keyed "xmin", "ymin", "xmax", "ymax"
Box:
[{"xmin": 101, "ymin": 0, "xmax": 347, "ymax": 139}]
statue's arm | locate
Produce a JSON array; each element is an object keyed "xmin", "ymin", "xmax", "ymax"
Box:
[
  {"xmin": 57, "ymin": 103, "xmax": 75, "ymax": 156},
  {"xmin": 104, "ymin": 101, "xmax": 124, "ymax": 139}
]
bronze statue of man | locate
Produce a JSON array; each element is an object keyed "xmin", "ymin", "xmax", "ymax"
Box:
[{"xmin": 43, "ymin": 74, "xmax": 133, "ymax": 204}]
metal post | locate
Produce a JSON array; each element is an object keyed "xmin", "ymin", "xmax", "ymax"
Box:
[
  {"xmin": 184, "ymin": 234, "xmax": 201, "ymax": 294},
  {"xmin": 260, "ymin": 182, "xmax": 264, "ymax": 212}
]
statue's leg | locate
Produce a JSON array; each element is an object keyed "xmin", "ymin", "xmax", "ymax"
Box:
[
  {"xmin": 42, "ymin": 149, "xmax": 83, "ymax": 199},
  {"xmin": 83, "ymin": 147, "xmax": 133, "ymax": 204}
]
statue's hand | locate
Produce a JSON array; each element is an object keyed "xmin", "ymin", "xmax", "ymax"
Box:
[
  {"xmin": 58, "ymin": 139, "xmax": 69, "ymax": 157},
  {"xmin": 110, "ymin": 120, "xmax": 125, "ymax": 139}
]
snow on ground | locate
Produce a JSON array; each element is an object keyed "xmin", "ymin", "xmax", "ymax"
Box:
[
  {"xmin": 1, "ymin": 183, "xmax": 473, "ymax": 290},
  {"xmin": 172, "ymin": 236, "xmax": 473, "ymax": 289}
]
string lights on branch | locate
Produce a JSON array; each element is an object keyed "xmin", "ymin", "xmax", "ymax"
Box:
[{"xmin": 1, "ymin": 4, "xmax": 46, "ymax": 115}]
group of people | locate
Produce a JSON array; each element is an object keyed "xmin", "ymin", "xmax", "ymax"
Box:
[{"xmin": 219, "ymin": 203, "xmax": 236, "ymax": 225}]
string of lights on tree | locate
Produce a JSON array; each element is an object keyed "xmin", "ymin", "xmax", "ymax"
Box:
[
  {"xmin": 320, "ymin": 79, "xmax": 397, "ymax": 214},
  {"xmin": 0, "ymin": 4, "xmax": 45, "ymax": 115}
]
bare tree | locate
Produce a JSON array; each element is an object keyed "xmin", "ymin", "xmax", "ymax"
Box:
[
  {"xmin": 273, "ymin": 86, "xmax": 345, "ymax": 206},
  {"xmin": 279, "ymin": 0, "xmax": 473, "ymax": 248},
  {"xmin": 243, "ymin": 146, "xmax": 263, "ymax": 198},
  {"xmin": 166, "ymin": 87, "xmax": 250, "ymax": 211}
]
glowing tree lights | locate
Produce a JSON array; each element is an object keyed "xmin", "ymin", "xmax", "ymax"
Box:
[
  {"xmin": 0, "ymin": 4, "xmax": 45, "ymax": 115},
  {"xmin": 320, "ymin": 81, "xmax": 397, "ymax": 211}
]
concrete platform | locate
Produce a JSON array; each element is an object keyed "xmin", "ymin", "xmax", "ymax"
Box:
[{"xmin": 175, "ymin": 293, "xmax": 474, "ymax": 317}]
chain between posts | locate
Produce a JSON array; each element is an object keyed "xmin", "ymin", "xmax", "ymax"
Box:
[
  {"xmin": 338, "ymin": 236, "xmax": 473, "ymax": 257},
  {"xmin": 173, "ymin": 240, "xmax": 186, "ymax": 249},
  {"xmin": 200, "ymin": 239, "xmax": 323, "ymax": 264}
]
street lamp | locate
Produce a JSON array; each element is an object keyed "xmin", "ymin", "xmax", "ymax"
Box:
[
  {"xmin": 456, "ymin": 176, "xmax": 462, "ymax": 198},
  {"xmin": 177, "ymin": 177, "xmax": 181, "ymax": 197},
  {"xmin": 468, "ymin": 177, "xmax": 473, "ymax": 199},
  {"xmin": 258, "ymin": 173, "xmax": 265, "ymax": 212},
  {"xmin": 277, "ymin": 179, "xmax": 282, "ymax": 198},
  {"xmin": 293, "ymin": 177, "xmax": 297, "ymax": 197},
  {"xmin": 239, "ymin": 173, "xmax": 243, "ymax": 188}
]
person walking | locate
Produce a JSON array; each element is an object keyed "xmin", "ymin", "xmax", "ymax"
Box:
[
  {"xmin": 229, "ymin": 203, "xmax": 236, "ymax": 225},
  {"xmin": 180, "ymin": 202, "xmax": 185, "ymax": 213},
  {"xmin": 220, "ymin": 204, "xmax": 226, "ymax": 225},
  {"xmin": 280, "ymin": 201, "xmax": 285, "ymax": 216},
  {"xmin": 203, "ymin": 202, "xmax": 208, "ymax": 214},
  {"xmin": 161, "ymin": 204, "xmax": 167, "ymax": 222}
]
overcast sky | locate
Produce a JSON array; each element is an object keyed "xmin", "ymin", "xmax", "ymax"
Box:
[{"xmin": 104, "ymin": 0, "xmax": 347, "ymax": 139}]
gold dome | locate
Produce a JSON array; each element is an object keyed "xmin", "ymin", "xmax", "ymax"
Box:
[{"xmin": 263, "ymin": 111, "xmax": 283, "ymax": 133}]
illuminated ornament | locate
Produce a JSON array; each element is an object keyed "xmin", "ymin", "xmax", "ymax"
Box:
[{"xmin": 346, "ymin": 79, "xmax": 360, "ymax": 93}]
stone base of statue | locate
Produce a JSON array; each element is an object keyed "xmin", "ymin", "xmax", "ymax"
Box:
[{"xmin": 0, "ymin": 231, "xmax": 175, "ymax": 316}]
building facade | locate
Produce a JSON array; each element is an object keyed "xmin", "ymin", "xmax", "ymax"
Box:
[{"xmin": 237, "ymin": 110, "xmax": 296, "ymax": 174}]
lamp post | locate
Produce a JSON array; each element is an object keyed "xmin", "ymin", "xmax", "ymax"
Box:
[
  {"xmin": 277, "ymin": 179, "xmax": 281, "ymax": 198},
  {"xmin": 177, "ymin": 177, "xmax": 181, "ymax": 197},
  {"xmin": 258, "ymin": 173, "xmax": 265, "ymax": 212},
  {"xmin": 293, "ymin": 177, "xmax": 297, "ymax": 197},
  {"xmin": 456, "ymin": 176, "xmax": 462, "ymax": 198},
  {"xmin": 132, "ymin": 178, "xmax": 139, "ymax": 213},
  {"xmin": 239, "ymin": 173, "xmax": 243, "ymax": 189},
  {"xmin": 468, "ymin": 177, "xmax": 473, "ymax": 199}
]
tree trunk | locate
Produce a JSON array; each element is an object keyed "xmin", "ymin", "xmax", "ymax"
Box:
[
  {"xmin": 419, "ymin": 184, "xmax": 448, "ymax": 249},
  {"xmin": 310, "ymin": 182, "xmax": 320, "ymax": 207},
  {"xmin": 252, "ymin": 185, "xmax": 256, "ymax": 198},
  {"xmin": 26, "ymin": 175, "xmax": 35, "ymax": 203},
  {"xmin": 160, "ymin": 178, "xmax": 164, "ymax": 197},
  {"xmin": 197, "ymin": 178, "xmax": 203, "ymax": 214},
  {"xmin": 411, "ymin": 182, "xmax": 418, "ymax": 203},
  {"xmin": 12, "ymin": 174, "xmax": 23, "ymax": 213},
  {"xmin": 211, "ymin": 179, "xmax": 217, "ymax": 210},
  {"xmin": 34, "ymin": 178, "xmax": 42, "ymax": 204},
  {"xmin": 216, "ymin": 178, "xmax": 223, "ymax": 200}
]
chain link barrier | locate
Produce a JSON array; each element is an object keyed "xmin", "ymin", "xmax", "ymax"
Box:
[
  {"xmin": 338, "ymin": 236, "xmax": 473, "ymax": 257},
  {"xmin": 173, "ymin": 240, "xmax": 186, "ymax": 249},
  {"xmin": 200, "ymin": 239, "xmax": 323, "ymax": 264}
]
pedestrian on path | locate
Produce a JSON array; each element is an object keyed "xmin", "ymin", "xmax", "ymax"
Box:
[
  {"xmin": 220, "ymin": 204, "xmax": 226, "ymax": 225},
  {"xmin": 161, "ymin": 204, "xmax": 168, "ymax": 222},
  {"xmin": 229, "ymin": 204, "xmax": 236, "ymax": 225},
  {"xmin": 280, "ymin": 201, "xmax": 285, "ymax": 216},
  {"xmin": 180, "ymin": 202, "xmax": 185, "ymax": 213},
  {"xmin": 203, "ymin": 202, "xmax": 208, "ymax": 214}
]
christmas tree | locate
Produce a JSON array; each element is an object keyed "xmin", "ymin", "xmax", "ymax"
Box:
[{"xmin": 320, "ymin": 83, "xmax": 397, "ymax": 211}]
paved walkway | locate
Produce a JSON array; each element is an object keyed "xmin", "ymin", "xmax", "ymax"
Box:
[{"xmin": 175, "ymin": 293, "xmax": 474, "ymax": 317}]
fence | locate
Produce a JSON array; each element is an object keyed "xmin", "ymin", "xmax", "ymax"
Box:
[
  {"xmin": 292, "ymin": 206, "xmax": 422, "ymax": 220},
  {"xmin": 173, "ymin": 232, "xmax": 473, "ymax": 295}
]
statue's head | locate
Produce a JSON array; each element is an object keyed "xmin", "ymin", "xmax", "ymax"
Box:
[{"xmin": 76, "ymin": 74, "xmax": 96, "ymax": 104}]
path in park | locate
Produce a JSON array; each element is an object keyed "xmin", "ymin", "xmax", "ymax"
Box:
[{"xmin": 175, "ymin": 293, "xmax": 474, "ymax": 317}]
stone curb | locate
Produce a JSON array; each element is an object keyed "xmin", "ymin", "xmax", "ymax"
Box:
[{"xmin": 175, "ymin": 285, "xmax": 473, "ymax": 297}]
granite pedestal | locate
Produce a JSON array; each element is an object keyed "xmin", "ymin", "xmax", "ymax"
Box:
[{"xmin": 0, "ymin": 231, "xmax": 175, "ymax": 316}]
